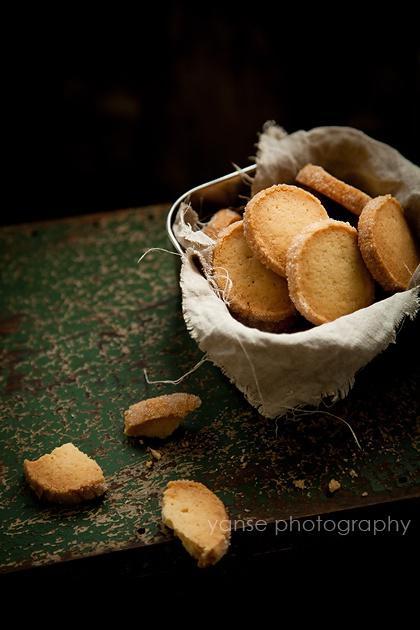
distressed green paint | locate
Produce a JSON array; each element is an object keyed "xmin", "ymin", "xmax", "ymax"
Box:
[{"xmin": 0, "ymin": 206, "xmax": 419, "ymax": 573}]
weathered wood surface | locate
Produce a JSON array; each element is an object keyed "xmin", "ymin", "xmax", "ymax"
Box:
[{"xmin": 0, "ymin": 205, "xmax": 419, "ymax": 573}]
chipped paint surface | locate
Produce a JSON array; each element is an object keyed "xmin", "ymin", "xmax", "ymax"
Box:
[{"xmin": 0, "ymin": 206, "xmax": 419, "ymax": 572}]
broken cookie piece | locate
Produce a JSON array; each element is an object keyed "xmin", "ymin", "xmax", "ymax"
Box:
[
  {"xmin": 124, "ymin": 393, "xmax": 201, "ymax": 438},
  {"xmin": 162, "ymin": 479, "xmax": 230, "ymax": 568},
  {"xmin": 24, "ymin": 443, "xmax": 107, "ymax": 504}
]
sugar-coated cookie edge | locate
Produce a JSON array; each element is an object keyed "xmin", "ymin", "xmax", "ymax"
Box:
[
  {"xmin": 296, "ymin": 164, "xmax": 372, "ymax": 216},
  {"xmin": 358, "ymin": 195, "xmax": 418, "ymax": 292}
]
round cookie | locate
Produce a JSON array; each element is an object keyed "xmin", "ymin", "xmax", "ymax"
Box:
[
  {"xmin": 358, "ymin": 195, "xmax": 419, "ymax": 291},
  {"xmin": 296, "ymin": 164, "xmax": 371, "ymax": 216},
  {"xmin": 203, "ymin": 208, "xmax": 241, "ymax": 240},
  {"xmin": 286, "ymin": 220, "xmax": 375, "ymax": 325},
  {"xmin": 243, "ymin": 184, "xmax": 328, "ymax": 277},
  {"xmin": 212, "ymin": 220, "xmax": 295, "ymax": 332}
]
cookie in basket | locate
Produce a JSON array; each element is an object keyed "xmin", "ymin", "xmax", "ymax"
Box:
[
  {"xmin": 296, "ymin": 164, "xmax": 371, "ymax": 216},
  {"xmin": 286, "ymin": 219, "xmax": 375, "ymax": 325},
  {"xmin": 358, "ymin": 195, "xmax": 419, "ymax": 291},
  {"xmin": 212, "ymin": 220, "xmax": 296, "ymax": 332},
  {"xmin": 203, "ymin": 208, "xmax": 241, "ymax": 240},
  {"xmin": 243, "ymin": 184, "xmax": 328, "ymax": 277}
]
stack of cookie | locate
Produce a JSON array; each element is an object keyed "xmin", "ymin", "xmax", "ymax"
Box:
[{"xmin": 209, "ymin": 165, "xmax": 419, "ymax": 331}]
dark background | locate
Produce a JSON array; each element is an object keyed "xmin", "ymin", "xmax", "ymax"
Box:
[{"xmin": 5, "ymin": 8, "xmax": 420, "ymax": 225}]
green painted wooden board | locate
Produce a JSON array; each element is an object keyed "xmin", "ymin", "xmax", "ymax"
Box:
[{"xmin": 0, "ymin": 206, "xmax": 419, "ymax": 573}]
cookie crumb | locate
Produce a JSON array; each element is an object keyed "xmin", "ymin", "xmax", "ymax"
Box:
[
  {"xmin": 361, "ymin": 491, "xmax": 368, "ymax": 497},
  {"xmin": 328, "ymin": 479, "xmax": 341, "ymax": 494},
  {"xmin": 145, "ymin": 460, "xmax": 153, "ymax": 469},
  {"xmin": 148, "ymin": 448, "xmax": 162, "ymax": 461},
  {"xmin": 293, "ymin": 479, "xmax": 306, "ymax": 490}
]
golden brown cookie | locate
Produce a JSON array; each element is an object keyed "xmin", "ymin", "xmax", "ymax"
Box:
[
  {"xmin": 243, "ymin": 184, "xmax": 328, "ymax": 277},
  {"xmin": 358, "ymin": 195, "xmax": 419, "ymax": 292},
  {"xmin": 24, "ymin": 443, "xmax": 107, "ymax": 504},
  {"xmin": 212, "ymin": 220, "xmax": 296, "ymax": 332},
  {"xmin": 286, "ymin": 219, "xmax": 375, "ymax": 325},
  {"xmin": 296, "ymin": 164, "xmax": 371, "ymax": 216},
  {"xmin": 162, "ymin": 480, "xmax": 230, "ymax": 568},
  {"xmin": 203, "ymin": 208, "xmax": 241, "ymax": 240},
  {"xmin": 124, "ymin": 393, "xmax": 201, "ymax": 438}
]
